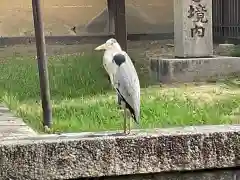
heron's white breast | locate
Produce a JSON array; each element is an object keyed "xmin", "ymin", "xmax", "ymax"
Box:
[{"xmin": 103, "ymin": 51, "xmax": 118, "ymax": 75}]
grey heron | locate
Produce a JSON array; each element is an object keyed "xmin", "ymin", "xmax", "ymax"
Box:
[{"xmin": 95, "ymin": 38, "xmax": 140, "ymax": 134}]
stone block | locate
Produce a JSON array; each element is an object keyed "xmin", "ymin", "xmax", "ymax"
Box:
[
  {"xmin": 174, "ymin": 0, "xmax": 213, "ymax": 57},
  {"xmin": 217, "ymin": 44, "xmax": 235, "ymax": 56},
  {"xmin": 150, "ymin": 56, "xmax": 240, "ymax": 83},
  {"xmin": 0, "ymin": 125, "xmax": 239, "ymax": 179}
]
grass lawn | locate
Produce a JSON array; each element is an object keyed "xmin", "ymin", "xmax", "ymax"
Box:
[{"xmin": 0, "ymin": 53, "xmax": 240, "ymax": 133}]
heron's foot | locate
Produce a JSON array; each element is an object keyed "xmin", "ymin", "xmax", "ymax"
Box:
[
  {"xmin": 44, "ymin": 125, "xmax": 52, "ymax": 134},
  {"xmin": 123, "ymin": 122, "xmax": 131, "ymax": 135},
  {"xmin": 123, "ymin": 129, "xmax": 131, "ymax": 135},
  {"xmin": 123, "ymin": 129, "xmax": 129, "ymax": 135}
]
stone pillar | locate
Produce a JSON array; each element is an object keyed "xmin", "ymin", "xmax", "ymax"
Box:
[{"xmin": 174, "ymin": 0, "xmax": 213, "ymax": 58}]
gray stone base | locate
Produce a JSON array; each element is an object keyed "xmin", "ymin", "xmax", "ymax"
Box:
[
  {"xmin": 149, "ymin": 56, "xmax": 240, "ymax": 83},
  {"xmin": 0, "ymin": 125, "xmax": 239, "ymax": 179}
]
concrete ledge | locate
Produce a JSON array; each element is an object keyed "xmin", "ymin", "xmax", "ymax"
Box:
[
  {"xmin": 149, "ymin": 55, "xmax": 240, "ymax": 83},
  {"xmin": 0, "ymin": 125, "xmax": 239, "ymax": 179}
]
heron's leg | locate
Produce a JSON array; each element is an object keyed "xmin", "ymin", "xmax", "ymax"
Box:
[
  {"xmin": 122, "ymin": 101, "xmax": 127, "ymax": 134},
  {"xmin": 117, "ymin": 93, "xmax": 121, "ymax": 106},
  {"xmin": 125, "ymin": 110, "xmax": 131, "ymax": 134},
  {"xmin": 124, "ymin": 106, "xmax": 127, "ymax": 134},
  {"xmin": 128, "ymin": 117, "xmax": 131, "ymax": 134}
]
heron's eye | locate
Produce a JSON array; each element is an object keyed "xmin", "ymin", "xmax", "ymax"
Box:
[{"xmin": 111, "ymin": 39, "xmax": 117, "ymax": 44}]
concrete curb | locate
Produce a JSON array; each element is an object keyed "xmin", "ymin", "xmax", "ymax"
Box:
[
  {"xmin": 0, "ymin": 104, "xmax": 37, "ymax": 141},
  {"xmin": 0, "ymin": 125, "xmax": 239, "ymax": 180}
]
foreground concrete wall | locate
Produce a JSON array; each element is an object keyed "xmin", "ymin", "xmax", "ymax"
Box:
[
  {"xmin": 0, "ymin": 125, "xmax": 239, "ymax": 179},
  {"xmin": 0, "ymin": 0, "xmax": 173, "ymax": 36}
]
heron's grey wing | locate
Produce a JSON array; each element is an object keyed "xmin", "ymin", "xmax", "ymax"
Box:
[
  {"xmin": 122, "ymin": 52, "xmax": 140, "ymax": 103},
  {"xmin": 115, "ymin": 62, "xmax": 140, "ymax": 122},
  {"xmin": 122, "ymin": 51, "xmax": 135, "ymax": 68}
]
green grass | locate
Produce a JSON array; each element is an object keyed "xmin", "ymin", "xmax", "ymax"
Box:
[{"xmin": 0, "ymin": 53, "xmax": 239, "ymax": 133}]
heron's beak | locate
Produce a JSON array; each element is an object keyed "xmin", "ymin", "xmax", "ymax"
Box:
[{"xmin": 95, "ymin": 43, "xmax": 106, "ymax": 51}]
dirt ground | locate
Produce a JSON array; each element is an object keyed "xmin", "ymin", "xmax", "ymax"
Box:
[
  {"xmin": 0, "ymin": 40, "xmax": 174, "ymax": 58},
  {"xmin": 0, "ymin": 39, "xmax": 221, "ymax": 60}
]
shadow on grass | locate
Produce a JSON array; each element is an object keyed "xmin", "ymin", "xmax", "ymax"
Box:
[{"xmin": 0, "ymin": 52, "xmax": 150, "ymax": 103}]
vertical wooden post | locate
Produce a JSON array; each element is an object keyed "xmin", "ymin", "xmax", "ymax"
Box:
[
  {"xmin": 107, "ymin": 0, "xmax": 115, "ymax": 33},
  {"xmin": 32, "ymin": 0, "xmax": 52, "ymax": 129},
  {"xmin": 114, "ymin": 0, "xmax": 127, "ymax": 51}
]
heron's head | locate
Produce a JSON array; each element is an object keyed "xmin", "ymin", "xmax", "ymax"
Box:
[{"xmin": 94, "ymin": 38, "xmax": 122, "ymax": 51}]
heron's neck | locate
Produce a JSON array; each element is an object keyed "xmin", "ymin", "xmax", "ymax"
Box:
[
  {"xmin": 114, "ymin": 44, "xmax": 122, "ymax": 51},
  {"xmin": 105, "ymin": 47, "xmax": 123, "ymax": 56}
]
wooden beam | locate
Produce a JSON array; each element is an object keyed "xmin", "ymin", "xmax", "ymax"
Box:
[
  {"xmin": 107, "ymin": 0, "xmax": 115, "ymax": 33},
  {"xmin": 113, "ymin": 0, "xmax": 127, "ymax": 51}
]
